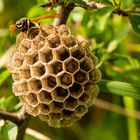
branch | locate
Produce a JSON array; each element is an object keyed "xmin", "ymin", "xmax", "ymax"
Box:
[
  {"xmin": 75, "ymin": 1, "xmax": 108, "ymax": 10},
  {"xmin": 53, "ymin": 3, "xmax": 75, "ymax": 26},
  {"xmin": 93, "ymin": 98, "xmax": 140, "ymax": 120},
  {"xmin": 0, "ymin": 107, "xmax": 26, "ymax": 125}
]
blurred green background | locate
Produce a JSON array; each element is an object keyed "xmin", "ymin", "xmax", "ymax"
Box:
[{"xmin": 0, "ymin": 0, "xmax": 140, "ymax": 140}]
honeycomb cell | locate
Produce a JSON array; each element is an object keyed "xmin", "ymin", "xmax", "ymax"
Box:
[
  {"xmin": 31, "ymin": 63, "xmax": 46, "ymax": 78},
  {"xmin": 84, "ymin": 83, "xmax": 97, "ymax": 93},
  {"xmin": 59, "ymin": 119, "xmax": 72, "ymax": 127},
  {"xmin": 20, "ymin": 69, "xmax": 31, "ymax": 79},
  {"xmin": 41, "ymin": 75, "xmax": 57, "ymax": 91},
  {"xmin": 49, "ymin": 60, "xmax": 62, "ymax": 74},
  {"xmin": 37, "ymin": 90, "xmax": 52, "ymax": 104},
  {"xmin": 88, "ymin": 54, "xmax": 98, "ymax": 66},
  {"xmin": 61, "ymin": 35, "xmax": 77, "ymax": 48},
  {"xmin": 28, "ymin": 79, "xmax": 42, "ymax": 92},
  {"xmin": 74, "ymin": 70, "xmax": 89, "ymax": 84},
  {"xmin": 26, "ymin": 93, "xmax": 38, "ymax": 106},
  {"xmin": 33, "ymin": 35, "xmax": 45, "ymax": 50},
  {"xmin": 16, "ymin": 32, "xmax": 27, "ymax": 45},
  {"xmin": 80, "ymin": 57, "xmax": 94, "ymax": 72},
  {"xmin": 57, "ymin": 72, "xmax": 73, "ymax": 88},
  {"xmin": 39, "ymin": 114, "xmax": 49, "ymax": 121},
  {"xmin": 12, "ymin": 53, "xmax": 24, "ymax": 68},
  {"xmin": 49, "ymin": 113, "xmax": 62, "ymax": 121},
  {"xmin": 56, "ymin": 24, "xmax": 70, "ymax": 36},
  {"xmin": 13, "ymin": 82, "xmax": 28, "ymax": 96},
  {"xmin": 41, "ymin": 25, "xmax": 56, "ymax": 35},
  {"xmin": 79, "ymin": 92, "xmax": 90, "ymax": 104},
  {"xmin": 71, "ymin": 46, "xmax": 85, "ymax": 60},
  {"xmin": 39, "ymin": 49, "xmax": 53, "ymax": 63},
  {"xmin": 38, "ymin": 104, "xmax": 50, "ymax": 115},
  {"xmin": 27, "ymin": 27, "xmax": 39, "ymax": 39},
  {"xmin": 26, "ymin": 104, "xmax": 40, "ymax": 116},
  {"xmin": 64, "ymin": 96, "xmax": 78, "ymax": 111},
  {"xmin": 47, "ymin": 34, "xmax": 61, "ymax": 48},
  {"xmin": 74, "ymin": 105, "xmax": 88, "ymax": 117},
  {"xmin": 69, "ymin": 83, "xmax": 83, "ymax": 98},
  {"xmin": 79, "ymin": 41, "xmax": 90, "ymax": 55},
  {"xmin": 12, "ymin": 73, "xmax": 20, "ymax": 81},
  {"xmin": 49, "ymin": 101, "xmax": 63, "ymax": 113},
  {"xmin": 19, "ymin": 39, "xmax": 31, "ymax": 53},
  {"xmin": 89, "ymin": 68, "xmax": 101, "ymax": 83},
  {"xmin": 64, "ymin": 58, "xmax": 79, "ymax": 74},
  {"xmin": 25, "ymin": 52, "xmax": 39, "ymax": 65},
  {"xmin": 52, "ymin": 87, "xmax": 68, "ymax": 102},
  {"xmin": 62, "ymin": 109, "xmax": 73, "ymax": 118},
  {"xmin": 56, "ymin": 46, "xmax": 70, "ymax": 61}
]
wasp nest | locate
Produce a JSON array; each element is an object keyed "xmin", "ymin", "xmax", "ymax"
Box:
[{"xmin": 8, "ymin": 25, "xmax": 101, "ymax": 127}]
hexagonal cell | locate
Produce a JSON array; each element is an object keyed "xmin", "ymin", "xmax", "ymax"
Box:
[
  {"xmin": 56, "ymin": 46, "xmax": 70, "ymax": 61},
  {"xmin": 56, "ymin": 24, "xmax": 70, "ymax": 36},
  {"xmin": 19, "ymin": 39, "xmax": 31, "ymax": 53},
  {"xmin": 26, "ymin": 92, "xmax": 38, "ymax": 106},
  {"xmin": 37, "ymin": 90, "xmax": 52, "ymax": 104},
  {"xmin": 61, "ymin": 35, "xmax": 77, "ymax": 48},
  {"xmin": 84, "ymin": 83, "xmax": 97, "ymax": 93},
  {"xmin": 47, "ymin": 34, "xmax": 61, "ymax": 48},
  {"xmin": 64, "ymin": 96, "xmax": 78, "ymax": 111},
  {"xmin": 57, "ymin": 72, "xmax": 73, "ymax": 87},
  {"xmin": 25, "ymin": 104, "xmax": 39, "ymax": 116},
  {"xmin": 27, "ymin": 27, "xmax": 39, "ymax": 39},
  {"xmin": 41, "ymin": 25, "xmax": 57, "ymax": 35},
  {"xmin": 20, "ymin": 69, "xmax": 31, "ymax": 79},
  {"xmin": 69, "ymin": 83, "xmax": 83, "ymax": 98},
  {"xmin": 49, "ymin": 60, "xmax": 62, "ymax": 74},
  {"xmin": 49, "ymin": 113, "xmax": 62, "ymax": 121},
  {"xmin": 33, "ymin": 35, "xmax": 45, "ymax": 50},
  {"xmin": 59, "ymin": 119, "xmax": 72, "ymax": 127},
  {"xmin": 39, "ymin": 114, "xmax": 49, "ymax": 121},
  {"xmin": 13, "ymin": 82, "xmax": 29, "ymax": 96},
  {"xmin": 79, "ymin": 92, "xmax": 90, "ymax": 104},
  {"xmin": 12, "ymin": 73, "xmax": 20, "ymax": 81},
  {"xmin": 12, "ymin": 53, "xmax": 24, "ymax": 68},
  {"xmin": 31, "ymin": 63, "xmax": 46, "ymax": 78},
  {"xmin": 19, "ymin": 95, "xmax": 27, "ymax": 105},
  {"xmin": 88, "ymin": 54, "xmax": 98, "ymax": 66},
  {"xmin": 49, "ymin": 101, "xmax": 63, "ymax": 113},
  {"xmin": 25, "ymin": 52, "xmax": 39, "ymax": 65},
  {"xmin": 74, "ymin": 105, "xmax": 88, "ymax": 117},
  {"xmin": 74, "ymin": 70, "xmax": 89, "ymax": 84},
  {"xmin": 89, "ymin": 69, "xmax": 101, "ymax": 83},
  {"xmin": 39, "ymin": 49, "xmax": 53, "ymax": 63},
  {"xmin": 79, "ymin": 40, "xmax": 90, "ymax": 55},
  {"xmin": 62, "ymin": 109, "xmax": 73, "ymax": 119},
  {"xmin": 52, "ymin": 87, "xmax": 68, "ymax": 102},
  {"xmin": 80, "ymin": 57, "xmax": 94, "ymax": 72},
  {"xmin": 64, "ymin": 58, "xmax": 79, "ymax": 74},
  {"xmin": 28, "ymin": 79, "xmax": 42, "ymax": 92},
  {"xmin": 71, "ymin": 46, "xmax": 85, "ymax": 60},
  {"xmin": 41, "ymin": 75, "xmax": 57, "ymax": 91},
  {"xmin": 38, "ymin": 103, "xmax": 50, "ymax": 115}
]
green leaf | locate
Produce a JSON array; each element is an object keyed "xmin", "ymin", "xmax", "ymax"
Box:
[
  {"xmin": 98, "ymin": 79, "xmax": 140, "ymax": 99},
  {"xmin": 0, "ymin": 121, "xmax": 18, "ymax": 140},
  {"xmin": 0, "ymin": 70, "xmax": 10, "ymax": 86},
  {"xmin": 129, "ymin": 15, "xmax": 140, "ymax": 35}
]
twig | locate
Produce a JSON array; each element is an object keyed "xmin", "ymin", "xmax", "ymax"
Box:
[
  {"xmin": 75, "ymin": 1, "xmax": 108, "ymax": 10},
  {"xmin": 93, "ymin": 98, "xmax": 140, "ymax": 120},
  {"xmin": 26, "ymin": 128, "xmax": 52, "ymax": 140},
  {"xmin": 0, "ymin": 107, "xmax": 26, "ymax": 124},
  {"xmin": 16, "ymin": 114, "xmax": 31, "ymax": 140},
  {"xmin": 53, "ymin": 3, "xmax": 75, "ymax": 26}
]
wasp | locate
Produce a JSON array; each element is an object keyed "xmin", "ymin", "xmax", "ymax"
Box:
[{"xmin": 9, "ymin": 14, "xmax": 60, "ymax": 32}]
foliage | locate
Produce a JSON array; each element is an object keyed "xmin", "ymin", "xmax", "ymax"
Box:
[{"xmin": 0, "ymin": 0, "xmax": 140, "ymax": 140}]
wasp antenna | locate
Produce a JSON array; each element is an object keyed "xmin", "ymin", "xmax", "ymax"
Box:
[
  {"xmin": 9, "ymin": 24, "xmax": 16, "ymax": 31},
  {"xmin": 31, "ymin": 14, "xmax": 61, "ymax": 21}
]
